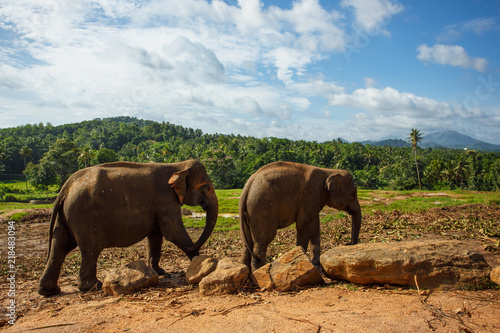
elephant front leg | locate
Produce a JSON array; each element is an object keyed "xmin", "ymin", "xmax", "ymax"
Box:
[
  {"xmin": 160, "ymin": 215, "xmax": 199, "ymax": 260},
  {"xmin": 38, "ymin": 225, "xmax": 77, "ymax": 296},
  {"xmin": 147, "ymin": 232, "xmax": 167, "ymax": 275},
  {"xmin": 78, "ymin": 249, "xmax": 102, "ymax": 292},
  {"xmin": 296, "ymin": 214, "xmax": 321, "ymax": 267},
  {"xmin": 309, "ymin": 231, "xmax": 321, "ymax": 267}
]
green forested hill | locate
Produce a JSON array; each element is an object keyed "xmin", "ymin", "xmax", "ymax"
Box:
[{"xmin": 1, "ymin": 117, "xmax": 499, "ymax": 191}]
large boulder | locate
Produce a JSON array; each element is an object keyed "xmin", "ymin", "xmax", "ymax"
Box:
[
  {"xmin": 186, "ymin": 255, "xmax": 218, "ymax": 284},
  {"xmin": 252, "ymin": 246, "xmax": 324, "ymax": 291},
  {"xmin": 320, "ymin": 240, "xmax": 491, "ymax": 289},
  {"xmin": 491, "ymin": 266, "xmax": 500, "ymax": 286},
  {"xmin": 199, "ymin": 258, "xmax": 250, "ymax": 296},
  {"xmin": 103, "ymin": 260, "xmax": 158, "ymax": 296}
]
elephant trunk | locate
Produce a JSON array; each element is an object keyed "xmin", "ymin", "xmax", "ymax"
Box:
[
  {"xmin": 192, "ymin": 192, "xmax": 218, "ymax": 253},
  {"xmin": 349, "ymin": 200, "xmax": 362, "ymax": 245}
]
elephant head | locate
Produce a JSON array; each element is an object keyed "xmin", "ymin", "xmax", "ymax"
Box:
[
  {"xmin": 325, "ymin": 170, "xmax": 361, "ymax": 245},
  {"xmin": 168, "ymin": 160, "xmax": 218, "ymax": 254}
]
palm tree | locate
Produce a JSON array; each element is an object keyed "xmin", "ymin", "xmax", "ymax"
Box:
[
  {"xmin": 79, "ymin": 146, "xmax": 93, "ymax": 168},
  {"xmin": 406, "ymin": 128, "xmax": 424, "ymax": 190},
  {"xmin": 19, "ymin": 146, "xmax": 32, "ymax": 190},
  {"xmin": 19, "ymin": 146, "xmax": 32, "ymax": 170}
]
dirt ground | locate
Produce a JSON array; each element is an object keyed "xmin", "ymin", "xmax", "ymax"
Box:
[{"xmin": 1, "ymin": 195, "xmax": 500, "ymax": 332}]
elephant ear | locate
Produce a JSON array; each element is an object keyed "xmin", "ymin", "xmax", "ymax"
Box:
[
  {"xmin": 325, "ymin": 174, "xmax": 342, "ymax": 195},
  {"xmin": 168, "ymin": 169, "xmax": 189, "ymax": 204}
]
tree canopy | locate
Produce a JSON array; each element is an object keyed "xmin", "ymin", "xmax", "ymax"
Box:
[{"xmin": 1, "ymin": 117, "xmax": 499, "ymax": 191}]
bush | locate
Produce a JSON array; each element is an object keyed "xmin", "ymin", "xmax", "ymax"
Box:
[{"xmin": 2, "ymin": 193, "xmax": 19, "ymax": 202}]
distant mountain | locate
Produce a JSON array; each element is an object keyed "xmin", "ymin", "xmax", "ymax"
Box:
[
  {"xmin": 422, "ymin": 131, "xmax": 500, "ymax": 151},
  {"xmin": 361, "ymin": 139, "xmax": 410, "ymax": 148},
  {"xmin": 337, "ymin": 137, "xmax": 351, "ymax": 143},
  {"xmin": 361, "ymin": 131, "xmax": 500, "ymax": 152}
]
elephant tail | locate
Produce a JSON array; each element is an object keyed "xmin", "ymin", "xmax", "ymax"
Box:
[
  {"xmin": 239, "ymin": 186, "xmax": 255, "ymax": 263},
  {"xmin": 46, "ymin": 193, "xmax": 65, "ymax": 263}
]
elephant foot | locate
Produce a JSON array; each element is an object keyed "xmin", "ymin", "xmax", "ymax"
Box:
[
  {"xmin": 78, "ymin": 279, "xmax": 102, "ymax": 292},
  {"xmin": 154, "ymin": 267, "xmax": 168, "ymax": 276},
  {"xmin": 38, "ymin": 284, "xmax": 61, "ymax": 296},
  {"xmin": 251, "ymin": 259, "xmax": 266, "ymax": 273},
  {"xmin": 240, "ymin": 253, "xmax": 252, "ymax": 269}
]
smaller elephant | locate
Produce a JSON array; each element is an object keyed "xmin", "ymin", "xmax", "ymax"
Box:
[
  {"xmin": 38, "ymin": 159, "xmax": 218, "ymax": 296},
  {"xmin": 239, "ymin": 161, "xmax": 361, "ymax": 271}
]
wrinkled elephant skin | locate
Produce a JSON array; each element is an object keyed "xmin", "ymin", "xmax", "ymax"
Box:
[
  {"xmin": 239, "ymin": 161, "xmax": 361, "ymax": 271},
  {"xmin": 38, "ymin": 159, "xmax": 218, "ymax": 296}
]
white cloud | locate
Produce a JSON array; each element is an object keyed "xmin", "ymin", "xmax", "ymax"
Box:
[
  {"xmin": 329, "ymin": 86, "xmax": 453, "ymax": 118},
  {"xmin": 236, "ymin": 96, "xmax": 262, "ymax": 115},
  {"xmin": 1, "ymin": 1, "xmax": 498, "ymax": 144},
  {"xmin": 417, "ymin": 44, "xmax": 488, "ymax": 72},
  {"xmin": 363, "ymin": 77, "xmax": 377, "ymax": 88},
  {"xmin": 264, "ymin": 47, "xmax": 315, "ymax": 85},
  {"xmin": 234, "ymin": 0, "xmax": 267, "ymax": 34},
  {"xmin": 437, "ymin": 17, "xmax": 499, "ymax": 42},
  {"xmin": 341, "ymin": 0, "xmax": 403, "ymax": 34},
  {"xmin": 324, "ymin": 86, "xmax": 500, "ymax": 143},
  {"xmin": 271, "ymin": 0, "xmax": 345, "ymax": 52}
]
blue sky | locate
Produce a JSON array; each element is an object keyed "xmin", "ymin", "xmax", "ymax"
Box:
[{"xmin": 1, "ymin": 0, "xmax": 499, "ymax": 143}]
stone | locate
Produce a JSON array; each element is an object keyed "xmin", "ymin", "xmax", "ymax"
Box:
[
  {"xmin": 491, "ymin": 266, "xmax": 500, "ymax": 286},
  {"xmin": 252, "ymin": 246, "xmax": 324, "ymax": 291},
  {"xmin": 103, "ymin": 260, "xmax": 158, "ymax": 296},
  {"xmin": 186, "ymin": 255, "xmax": 218, "ymax": 284},
  {"xmin": 320, "ymin": 240, "xmax": 491, "ymax": 289},
  {"xmin": 199, "ymin": 258, "xmax": 249, "ymax": 296},
  {"xmin": 29, "ymin": 199, "xmax": 53, "ymax": 204}
]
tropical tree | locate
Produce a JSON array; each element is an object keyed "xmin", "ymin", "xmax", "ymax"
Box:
[
  {"xmin": 406, "ymin": 128, "xmax": 424, "ymax": 190},
  {"xmin": 94, "ymin": 147, "xmax": 118, "ymax": 164},
  {"xmin": 24, "ymin": 161, "xmax": 57, "ymax": 190},
  {"xmin": 41, "ymin": 139, "xmax": 79, "ymax": 188},
  {"xmin": 19, "ymin": 145, "xmax": 32, "ymax": 189},
  {"xmin": 19, "ymin": 145, "xmax": 32, "ymax": 170},
  {"xmin": 78, "ymin": 146, "xmax": 94, "ymax": 168},
  {"xmin": 202, "ymin": 149, "xmax": 237, "ymax": 189}
]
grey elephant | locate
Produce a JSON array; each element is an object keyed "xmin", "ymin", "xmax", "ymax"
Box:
[
  {"xmin": 239, "ymin": 161, "xmax": 361, "ymax": 271},
  {"xmin": 38, "ymin": 159, "xmax": 218, "ymax": 296}
]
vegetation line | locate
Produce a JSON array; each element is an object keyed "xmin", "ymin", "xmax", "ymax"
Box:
[{"xmin": 1, "ymin": 117, "xmax": 499, "ymax": 197}]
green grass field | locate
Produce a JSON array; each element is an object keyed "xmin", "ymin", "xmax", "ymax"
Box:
[
  {"xmin": 183, "ymin": 188, "xmax": 500, "ymax": 231},
  {"xmin": 357, "ymin": 189, "xmax": 500, "ymax": 212},
  {"xmin": 2, "ymin": 179, "xmax": 499, "ymax": 232},
  {"xmin": 0, "ymin": 179, "xmax": 58, "ymax": 204}
]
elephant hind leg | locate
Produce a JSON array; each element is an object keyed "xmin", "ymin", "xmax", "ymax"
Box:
[
  {"xmin": 38, "ymin": 225, "xmax": 77, "ymax": 296},
  {"xmin": 78, "ymin": 249, "xmax": 102, "ymax": 292},
  {"xmin": 250, "ymin": 228, "xmax": 276, "ymax": 272},
  {"xmin": 240, "ymin": 217, "xmax": 253, "ymax": 269},
  {"xmin": 241, "ymin": 217, "xmax": 276, "ymax": 272},
  {"xmin": 147, "ymin": 232, "xmax": 167, "ymax": 275},
  {"xmin": 251, "ymin": 242, "xmax": 270, "ymax": 271},
  {"xmin": 240, "ymin": 246, "xmax": 252, "ymax": 269}
]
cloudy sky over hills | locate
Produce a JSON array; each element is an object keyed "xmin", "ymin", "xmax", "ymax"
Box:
[{"xmin": 1, "ymin": 0, "xmax": 499, "ymax": 143}]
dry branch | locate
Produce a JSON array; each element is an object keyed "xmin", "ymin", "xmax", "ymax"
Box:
[
  {"xmin": 414, "ymin": 275, "xmax": 475, "ymax": 332},
  {"xmin": 212, "ymin": 300, "xmax": 263, "ymax": 316}
]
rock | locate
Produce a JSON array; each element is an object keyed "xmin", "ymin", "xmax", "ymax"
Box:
[
  {"xmin": 320, "ymin": 240, "xmax": 491, "ymax": 289},
  {"xmin": 103, "ymin": 260, "xmax": 158, "ymax": 296},
  {"xmin": 491, "ymin": 266, "xmax": 500, "ymax": 286},
  {"xmin": 29, "ymin": 199, "xmax": 53, "ymax": 204},
  {"xmin": 186, "ymin": 255, "xmax": 218, "ymax": 284},
  {"xmin": 199, "ymin": 258, "xmax": 249, "ymax": 296},
  {"xmin": 252, "ymin": 246, "xmax": 324, "ymax": 291}
]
